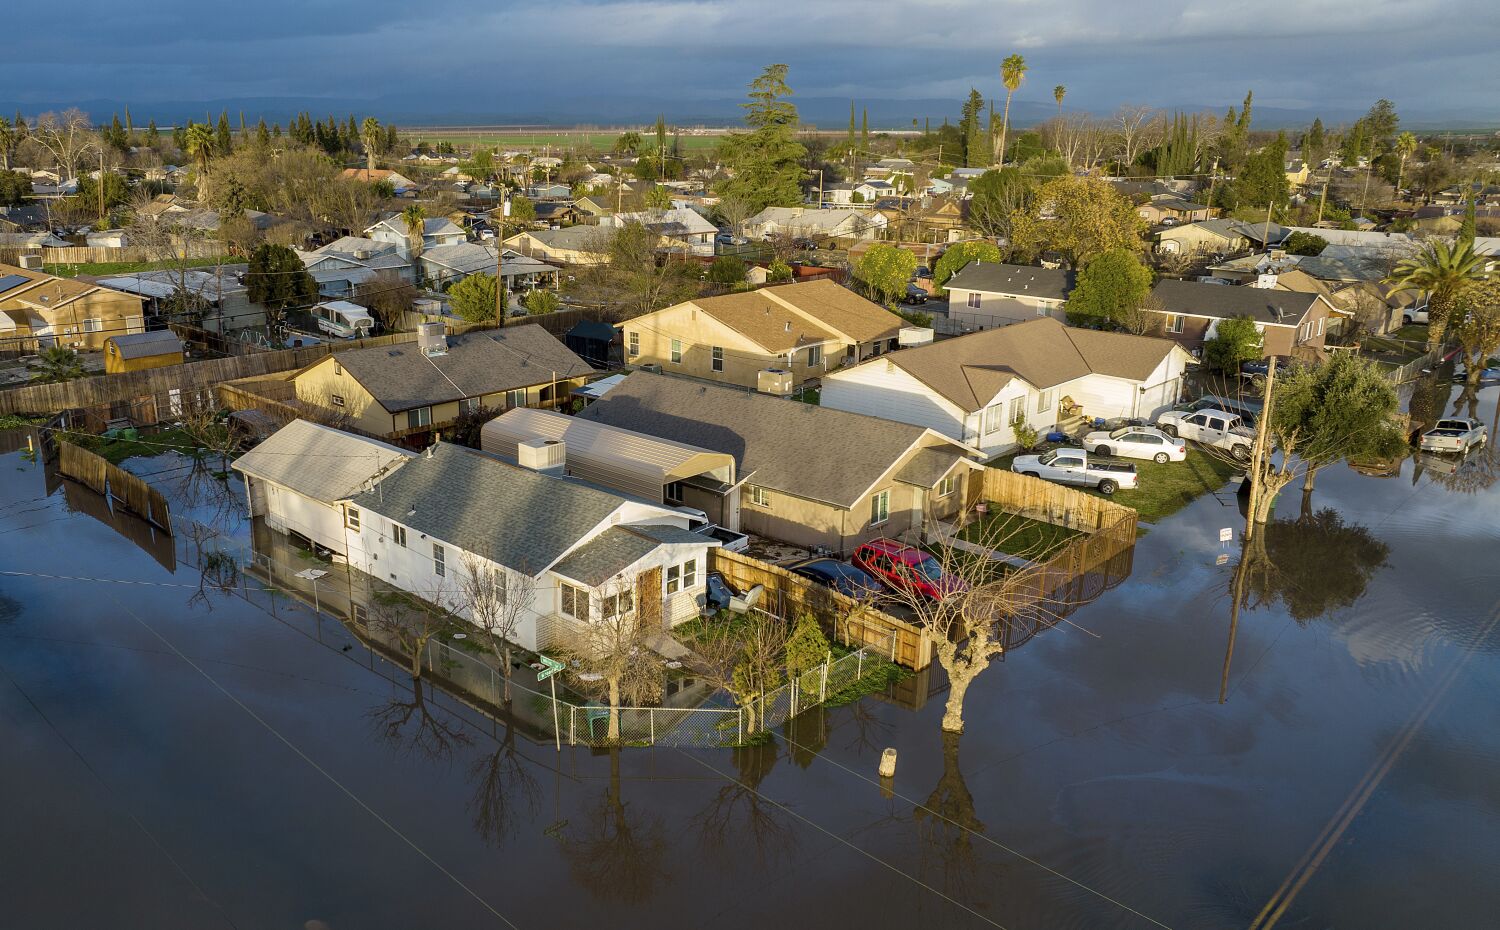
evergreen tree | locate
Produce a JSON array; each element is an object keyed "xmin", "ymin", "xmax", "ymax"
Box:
[
  {"xmin": 1304, "ymin": 117, "xmax": 1326, "ymax": 164},
  {"xmin": 146, "ymin": 118, "xmax": 158, "ymax": 142},
  {"xmin": 216, "ymin": 110, "xmax": 232, "ymax": 154},
  {"xmin": 715, "ymin": 64, "xmax": 808, "ymax": 214},
  {"xmin": 1238, "ymin": 90, "xmax": 1253, "ymax": 135},
  {"xmin": 848, "ymin": 101, "xmax": 856, "ymax": 147},
  {"xmin": 273, "ymin": 123, "xmax": 283, "ymax": 139},
  {"xmin": 124, "ymin": 106, "xmax": 133, "ymax": 134},
  {"xmin": 256, "ymin": 118, "xmax": 270, "ymax": 147},
  {"xmin": 861, "ymin": 107, "xmax": 869, "ymax": 146},
  {"xmin": 960, "ymin": 89, "xmax": 985, "ymax": 168}
]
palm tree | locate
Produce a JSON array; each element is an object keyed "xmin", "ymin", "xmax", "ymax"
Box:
[
  {"xmin": 1387, "ymin": 238, "xmax": 1492, "ymax": 349},
  {"xmin": 31, "ymin": 346, "xmax": 86, "ymax": 383},
  {"xmin": 994, "ymin": 54, "xmax": 1028, "ymax": 166},
  {"xmin": 360, "ymin": 117, "xmax": 382, "ymax": 172},
  {"xmin": 401, "ymin": 204, "xmax": 426, "ymax": 265},
  {"xmin": 1053, "ymin": 85, "xmax": 1066, "ymax": 118},
  {"xmin": 183, "ymin": 122, "xmax": 215, "ymax": 200},
  {"xmin": 1393, "ymin": 131, "xmax": 1417, "ymax": 197}
]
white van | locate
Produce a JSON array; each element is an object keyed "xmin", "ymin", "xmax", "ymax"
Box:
[{"xmin": 313, "ymin": 300, "xmax": 375, "ymax": 339}]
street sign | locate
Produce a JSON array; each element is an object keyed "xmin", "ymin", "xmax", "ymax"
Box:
[
  {"xmin": 1216, "ymin": 553, "xmax": 1230, "ymax": 566},
  {"xmin": 536, "ymin": 655, "xmax": 565, "ymax": 681},
  {"xmin": 1219, "ymin": 527, "xmax": 1233, "ymax": 543},
  {"xmin": 294, "ymin": 568, "xmax": 328, "ymax": 581}
]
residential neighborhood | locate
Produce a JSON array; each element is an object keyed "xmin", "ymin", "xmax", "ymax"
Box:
[{"xmin": 3, "ymin": 8, "xmax": 1500, "ymax": 928}]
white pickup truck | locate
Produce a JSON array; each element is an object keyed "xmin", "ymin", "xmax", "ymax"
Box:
[
  {"xmin": 1419, "ymin": 418, "xmax": 1487, "ymax": 454},
  {"xmin": 1011, "ymin": 448, "xmax": 1139, "ymax": 495},
  {"xmin": 1154, "ymin": 408, "xmax": 1255, "ymax": 461}
]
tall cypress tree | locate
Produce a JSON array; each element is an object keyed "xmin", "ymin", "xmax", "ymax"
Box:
[{"xmin": 216, "ymin": 110, "xmax": 232, "ymax": 154}]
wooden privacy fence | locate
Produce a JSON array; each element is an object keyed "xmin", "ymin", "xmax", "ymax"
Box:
[
  {"xmin": 57, "ymin": 440, "xmax": 173, "ymax": 532},
  {"xmin": 710, "ymin": 548, "xmax": 934, "ymax": 670},
  {"xmin": 979, "ymin": 466, "xmax": 1138, "ymax": 533}
]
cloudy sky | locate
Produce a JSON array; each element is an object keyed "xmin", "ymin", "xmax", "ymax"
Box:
[{"xmin": 5, "ymin": 0, "xmax": 1498, "ymax": 126}]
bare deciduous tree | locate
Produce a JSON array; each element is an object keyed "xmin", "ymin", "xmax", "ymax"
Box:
[
  {"xmin": 1113, "ymin": 105, "xmax": 1164, "ymax": 169},
  {"xmin": 693, "ymin": 613, "xmax": 791, "ymax": 735},
  {"xmin": 354, "ymin": 269, "xmax": 419, "ymax": 334},
  {"xmin": 32, "ymin": 109, "xmax": 98, "ymax": 181},
  {"xmin": 559, "ymin": 580, "xmax": 664, "ymax": 741},
  {"xmin": 455, "ymin": 549, "xmax": 535, "ymax": 703},
  {"xmin": 368, "ymin": 677, "xmax": 472, "ymax": 762},
  {"xmin": 364, "ymin": 588, "xmax": 454, "ymax": 681},
  {"xmin": 467, "ymin": 722, "xmax": 541, "ymax": 846}
]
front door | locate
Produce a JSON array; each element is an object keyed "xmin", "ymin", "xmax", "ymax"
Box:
[{"xmin": 637, "ymin": 566, "xmax": 664, "ymax": 630}]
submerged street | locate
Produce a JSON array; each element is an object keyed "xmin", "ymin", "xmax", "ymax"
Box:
[{"xmin": 3, "ymin": 383, "xmax": 1498, "ymax": 929}]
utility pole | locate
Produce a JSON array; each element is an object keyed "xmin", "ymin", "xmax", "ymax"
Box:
[
  {"xmin": 1206, "ymin": 156, "xmax": 1220, "ymax": 211},
  {"xmin": 1315, "ymin": 175, "xmax": 1329, "ymax": 226},
  {"xmin": 97, "ymin": 149, "xmax": 105, "ymax": 222},
  {"xmin": 1262, "ymin": 200, "xmax": 1274, "ymax": 255},
  {"xmin": 1243, "ymin": 356, "xmax": 1277, "ymax": 541},
  {"xmin": 496, "ymin": 188, "xmax": 509, "ymax": 325}
]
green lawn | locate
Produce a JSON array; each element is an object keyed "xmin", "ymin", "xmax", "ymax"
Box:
[
  {"xmin": 960, "ymin": 511, "xmax": 1082, "ymax": 560},
  {"xmin": 60, "ymin": 427, "xmax": 204, "ymax": 465},
  {"xmin": 46, "ymin": 256, "xmax": 232, "ymax": 278},
  {"xmin": 1091, "ymin": 451, "xmax": 1242, "ymax": 522}
]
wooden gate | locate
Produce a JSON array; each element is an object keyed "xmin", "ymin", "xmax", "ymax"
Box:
[{"xmin": 637, "ymin": 566, "xmax": 664, "ymax": 629}]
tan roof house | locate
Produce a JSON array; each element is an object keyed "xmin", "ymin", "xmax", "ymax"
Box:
[
  {"xmin": 623, "ymin": 279, "xmax": 908, "ymax": 391},
  {"xmin": 0, "ymin": 262, "xmax": 147, "ymax": 351}
]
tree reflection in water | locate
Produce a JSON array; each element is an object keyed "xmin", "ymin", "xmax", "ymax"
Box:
[
  {"xmin": 912, "ymin": 731, "xmax": 992, "ymax": 904},
  {"xmin": 367, "ymin": 677, "xmax": 473, "ymax": 763},
  {"xmin": 561, "ymin": 748, "xmax": 669, "ymax": 906},
  {"xmin": 467, "ymin": 722, "xmax": 540, "ymax": 847},
  {"xmin": 694, "ymin": 738, "xmax": 796, "ymax": 865}
]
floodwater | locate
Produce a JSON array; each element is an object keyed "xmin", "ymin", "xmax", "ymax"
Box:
[{"xmin": 2, "ymin": 385, "xmax": 1498, "ymax": 929}]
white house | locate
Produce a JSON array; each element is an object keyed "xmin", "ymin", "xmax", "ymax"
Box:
[
  {"xmin": 600, "ymin": 207, "xmax": 718, "ymax": 256},
  {"xmin": 232, "ymin": 420, "xmax": 414, "ymax": 554},
  {"xmin": 944, "ymin": 262, "xmax": 1077, "ymax": 331},
  {"xmin": 743, "ymin": 207, "xmax": 887, "ymax": 242},
  {"xmin": 364, "ymin": 214, "xmax": 468, "ymax": 257},
  {"xmin": 821, "ymin": 317, "xmax": 1194, "ymax": 455}
]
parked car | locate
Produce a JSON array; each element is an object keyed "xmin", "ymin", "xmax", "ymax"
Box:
[
  {"xmin": 1010, "ymin": 448, "xmax": 1139, "ymax": 495},
  {"xmin": 852, "ymin": 538, "xmax": 968, "ymax": 601},
  {"xmin": 1155, "ymin": 408, "xmax": 1255, "ymax": 461},
  {"xmin": 785, "ymin": 558, "xmax": 884, "ymax": 599},
  {"xmin": 1082, "ymin": 425, "xmax": 1187, "ymax": 463},
  {"xmin": 1418, "ymin": 418, "xmax": 1487, "ymax": 453},
  {"xmin": 792, "ymin": 237, "xmax": 819, "ymax": 250},
  {"xmin": 903, "ymin": 283, "xmax": 929, "ymax": 305},
  {"xmin": 1403, "ymin": 305, "xmax": 1430, "ymax": 326},
  {"xmin": 1172, "ymin": 394, "xmax": 1262, "ymax": 427},
  {"xmin": 913, "ymin": 265, "xmax": 933, "ymax": 280}
]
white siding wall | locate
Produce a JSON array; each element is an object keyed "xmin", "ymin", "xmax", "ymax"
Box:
[
  {"xmin": 261, "ymin": 481, "xmax": 349, "ymax": 554},
  {"xmin": 821, "ymin": 361, "xmax": 969, "ymax": 442}
]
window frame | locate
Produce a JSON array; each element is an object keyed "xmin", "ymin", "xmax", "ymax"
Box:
[
  {"xmin": 345, "ymin": 506, "xmax": 361, "ymax": 531},
  {"xmin": 967, "ymin": 292, "xmax": 981, "ymax": 309},
  {"xmin": 458, "ymin": 396, "xmax": 482, "ymax": 416},
  {"xmin": 682, "ymin": 558, "xmax": 697, "ymax": 590},
  {"xmin": 504, "ymin": 388, "xmax": 526, "ymax": 409},
  {"xmin": 937, "ymin": 475, "xmax": 957, "ymax": 497},
  {"xmin": 1036, "ymin": 388, "xmax": 1055, "ymax": 415},
  {"xmin": 331, "ymin": 393, "xmax": 346, "ymax": 407},
  {"xmin": 711, "ymin": 346, "xmax": 723, "ymax": 372},
  {"xmin": 870, "ymin": 489, "xmax": 891, "ymax": 527},
  {"xmin": 807, "ymin": 344, "xmax": 823, "ymax": 368},
  {"xmin": 627, "ymin": 331, "xmax": 639, "ymax": 357},
  {"xmin": 748, "ymin": 485, "xmax": 771, "ymax": 508},
  {"xmin": 432, "ymin": 543, "xmax": 446, "ymax": 577},
  {"xmin": 406, "ymin": 406, "xmax": 432, "ymax": 429},
  {"xmin": 391, "ymin": 524, "xmax": 407, "ymax": 548},
  {"xmin": 1007, "ymin": 395, "xmax": 1025, "ymax": 425},
  {"xmin": 670, "ymin": 338, "xmax": 683, "ymax": 364},
  {"xmin": 601, "ymin": 588, "xmax": 634, "ymax": 619},
  {"xmin": 665, "ymin": 564, "xmax": 682, "ymax": 595},
  {"xmin": 664, "ymin": 480, "xmax": 684, "ymax": 504},
  {"xmin": 1167, "ymin": 314, "xmax": 1185, "ymax": 334},
  {"xmin": 559, "ymin": 582, "xmax": 588, "ymax": 620}
]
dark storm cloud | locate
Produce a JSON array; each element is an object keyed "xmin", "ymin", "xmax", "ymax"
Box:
[{"xmin": 7, "ymin": 0, "xmax": 1499, "ymax": 122}]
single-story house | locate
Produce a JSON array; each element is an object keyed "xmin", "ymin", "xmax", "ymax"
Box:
[
  {"xmin": 504, "ymin": 226, "xmax": 617, "ymax": 265},
  {"xmin": 364, "ymin": 214, "xmax": 467, "ymax": 256},
  {"xmin": 297, "ymin": 238, "xmax": 414, "ymax": 295},
  {"xmin": 344, "ymin": 441, "xmax": 717, "ymax": 649},
  {"xmin": 575, "ymin": 372, "xmax": 984, "ymax": 555},
  {"xmin": 943, "ymin": 262, "xmax": 1076, "ymax": 330},
  {"xmin": 232, "ymin": 419, "xmax": 414, "ymax": 555},
  {"xmin": 340, "ymin": 168, "xmax": 419, "ymax": 194},
  {"xmin": 742, "ymin": 207, "xmax": 887, "ymax": 242},
  {"xmin": 821, "ymin": 317, "xmax": 1193, "ymax": 455},
  {"xmin": 601, "ymin": 208, "xmax": 717, "ymax": 256},
  {"xmin": 1137, "ymin": 194, "xmax": 1213, "ymax": 226},
  {"xmin": 290, "ymin": 324, "xmax": 595, "ymax": 440},
  {"xmin": 103, "ymin": 330, "xmax": 184, "ymax": 374},
  {"xmin": 95, "ymin": 268, "xmax": 266, "ymax": 336},
  {"xmin": 481, "ymin": 407, "xmax": 741, "ymax": 530},
  {"xmin": 1156, "ymin": 218, "xmax": 1282, "ymax": 256},
  {"xmin": 1148, "ymin": 278, "xmax": 1345, "ymax": 358},
  {"xmin": 418, "ymin": 242, "xmax": 560, "ymax": 292},
  {"xmin": 622, "ymin": 278, "xmax": 909, "ymax": 391}
]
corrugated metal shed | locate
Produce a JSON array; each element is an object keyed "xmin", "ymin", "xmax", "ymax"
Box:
[{"xmin": 480, "ymin": 407, "xmax": 735, "ymax": 504}]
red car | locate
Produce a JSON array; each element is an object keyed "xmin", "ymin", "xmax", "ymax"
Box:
[{"xmin": 851, "ymin": 538, "xmax": 968, "ymax": 601}]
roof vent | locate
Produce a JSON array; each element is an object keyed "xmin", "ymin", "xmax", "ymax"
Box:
[{"xmin": 784, "ymin": 322, "xmax": 791, "ymax": 332}]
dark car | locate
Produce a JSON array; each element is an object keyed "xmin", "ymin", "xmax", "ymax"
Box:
[
  {"xmin": 914, "ymin": 265, "xmax": 933, "ymax": 280},
  {"xmin": 903, "ymin": 283, "xmax": 929, "ymax": 305},
  {"xmin": 785, "ymin": 558, "xmax": 884, "ymax": 599},
  {"xmin": 792, "ymin": 237, "xmax": 819, "ymax": 250}
]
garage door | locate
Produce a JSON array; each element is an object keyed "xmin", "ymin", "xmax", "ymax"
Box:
[{"xmin": 1137, "ymin": 378, "xmax": 1180, "ymax": 420}]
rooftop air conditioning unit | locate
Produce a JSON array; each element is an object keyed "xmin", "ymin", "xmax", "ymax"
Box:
[
  {"xmin": 757, "ymin": 368, "xmax": 794, "ymax": 396},
  {"xmin": 353, "ymin": 249, "xmax": 372, "ymax": 260},
  {"xmin": 517, "ymin": 438, "xmax": 566, "ymax": 475},
  {"xmin": 18, "ymin": 254, "xmax": 42, "ymax": 270},
  {"xmin": 898, "ymin": 326, "xmax": 934, "ymax": 347},
  {"xmin": 1253, "ymin": 273, "xmax": 1279, "ymax": 289},
  {"xmin": 417, "ymin": 321, "xmax": 448, "ymax": 356}
]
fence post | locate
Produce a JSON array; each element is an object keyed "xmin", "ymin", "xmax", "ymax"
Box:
[
  {"xmin": 738, "ymin": 706, "xmax": 744, "ymax": 745},
  {"xmin": 858, "ymin": 648, "xmax": 864, "ymax": 679},
  {"xmin": 891, "ymin": 628, "xmax": 898, "ymax": 662},
  {"xmin": 649, "ymin": 709, "xmax": 656, "ymax": 746},
  {"xmin": 569, "ymin": 706, "xmax": 576, "ymax": 746},
  {"xmin": 820, "ymin": 658, "xmax": 829, "ymax": 701}
]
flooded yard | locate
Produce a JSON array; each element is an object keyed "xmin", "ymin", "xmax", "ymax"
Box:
[{"xmin": 2, "ymin": 384, "xmax": 1498, "ymax": 929}]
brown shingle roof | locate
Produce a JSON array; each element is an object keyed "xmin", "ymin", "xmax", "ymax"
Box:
[
  {"xmin": 686, "ymin": 279, "xmax": 903, "ymax": 353},
  {"xmin": 873, "ymin": 317, "xmax": 1180, "ymax": 412}
]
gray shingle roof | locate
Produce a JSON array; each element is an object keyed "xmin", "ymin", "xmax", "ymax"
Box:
[
  {"xmin": 945, "ymin": 262, "xmax": 1075, "ymax": 301},
  {"xmin": 894, "ymin": 447, "xmax": 965, "ymax": 488},
  {"xmin": 106, "ymin": 330, "xmax": 182, "ymax": 359},
  {"xmin": 232, "ymin": 420, "xmax": 413, "ymax": 504},
  {"xmin": 327, "ymin": 325, "xmax": 594, "ymax": 413},
  {"xmin": 574, "ymin": 373, "xmax": 950, "ymax": 508},
  {"xmin": 1151, "ymin": 279, "xmax": 1322, "ymax": 325},
  {"xmin": 349, "ymin": 443, "xmax": 626, "ymax": 574},
  {"xmin": 550, "ymin": 527, "xmax": 660, "ymax": 586}
]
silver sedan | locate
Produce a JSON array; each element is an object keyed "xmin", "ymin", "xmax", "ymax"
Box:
[{"xmin": 1082, "ymin": 425, "xmax": 1187, "ymax": 463}]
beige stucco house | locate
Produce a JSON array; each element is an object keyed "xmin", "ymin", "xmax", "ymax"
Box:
[{"xmin": 0, "ymin": 262, "xmax": 147, "ymax": 351}]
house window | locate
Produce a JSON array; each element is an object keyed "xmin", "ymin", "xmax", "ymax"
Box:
[
  {"xmin": 749, "ymin": 485, "xmax": 771, "ymax": 508},
  {"xmin": 682, "ymin": 558, "xmax": 697, "ymax": 589},
  {"xmin": 1007, "ymin": 395, "xmax": 1025, "ymax": 425},
  {"xmin": 406, "ymin": 406, "xmax": 431, "ymax": 429},
  {"xmin": 331, "ymin": 393, "xmax": 346, "ymax": 407},
  {"xmin": 334, "ymin": 362, "xmax": 342, "ymax": 376},
  {"xmin": 670, "ymin": 339, "xmax": 683, "ymax": 364},
  {"xmin": 1317, "ymin": 318, "xmax": 1325, "ymax": 336},
  {"xmin": 601, "ymin": 589, "xmax": 634, "ymax": 619},
  {"xmin": 432, "ymin": 543, "xmax": 446, "ymax": 577},
  {"xmin": 1036, "ymin": 389, "xmax": 1055, "ymax": 415},
  {"xmin": 345, "ymin": 506, "xmax": 361, "ymax": 531},
  {"xmin": 711, "ymin": 346, "xmax": 723, "ymax": 372},
  {"xmin": 505, "ymin": 388, "xmax": 526, "ymax": 408},
  {"xmin": 459, "ymin": 397, "xmax": 481, "ymax": 416},
  {"xmin": 1167, "ymin": 315, "xmax": 1185, "ymax": 334},
  {"xmin": 870, "ymin": 489, "xmax": 890, "ymax": 526},
  {"xmin": 560, "ymin": 582, "xmax": 587, "ymax": 620},
  {"xmin": 83, "ymin": 318, "xmax": 102, "ymax": 333},
  {"xmin": 982, "ymin": 404, "xmax": 1003, "ymax": 434},
  {"xmin": 807, "ymin": 345, "xmax": 823, "ymax": 368},
  {"xmin": 391, "ymin": 525, "xmax": 407, "ymax": 547},
  {"xmin": 666, "ymin": 564, "xmax": 682, "ymax": 595},
  {"xmin": 628, "ymin": 332, "xmax": 639, "ymax": 357},
  {"xmin": 665, "ymin": 481, "xmax": 684, "ymax": 504},
  {"xmin": 351, "ymin": 603, "xmax": 368, "ymax": 624},
  {"xmin": 937, "ymin": 475, "xmax": 957, "ymax": 497},
  {"xmin": 967, "ymin": 292, "xmax": 981, "ymax": 309}
]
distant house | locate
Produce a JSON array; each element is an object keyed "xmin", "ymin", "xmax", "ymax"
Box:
[
  {"xmin": 821, "ymin": 317, "xmax": 1192, "ymax": 455},
  {"xmin": 527, "ymin": 182, "xmax": 572, "ymax": 200},
  {"xmin": 1155, "ymin": 218, "xmax": 1282, "ymax": 256},
  {"xmin": 1137, "ymin": 193, "xmax": 1213, "ymax": 226},
  {"xmin": 95, "ymin": 268, "xmax": 265, "ymax": 336},
  {"xmin": 531, "ymin": 201, "xmax": 580, "ymax": 226},
  {"xmin": 418, "ymin": 242, "xmax": 560, "ymax": 293},
  {"xmin": 340, "ymin": 168, "xmax": 418, "ymax": 194},
  {"xmin": 865, "ymin": 158, "xmax": 915, "ymax": 180},
  {"xmin": 103, "ymin": 330, "xmax": 183, "ymax": 374},
  {"xmin": 297, "ymin": 236, "xmax": 414, "ymax": 296},
  {"xmin": 364, "ymin": 214, "xmax": 467, "ymax": 256},
  {"xmin": 742, "ymin": 207, "xmax": 887, "ymax": 242},
  {"xmin": 576, "ymin": 373, "xmax": 984, "ymax": 555},
  {"xmin": 231, "ymin": 419, "xmax": 414, "ymax": 555},
  {"xmin": 1148, "ymin": 279, "xmax": 1345, "ymax": 358},
  {"xmin": 0, "ymin": 262, "xmax": 147, "ymax": 351},
  {"xmin": 290, "ymin": 325, "xmax": 595, "ymax": 440},
  {"xmin": 0, "ymin": 231, "xmax": 68, "ymax": 249},
  {"xmin": 943, "ymin": 262, "xmax": 1076, "ymax": 330},
  {"xmin": 1284, "ymin": 160, "xmax": 1312, "ymax": 188},
  {"xmin": 622, "ymin": 279, "xmax": 908, "ymax": 390},
  {"xmin": 601, "ymin": 207, "xmax": 718, "ymax": 256},
  {"xmin": 504, "ymin": 226, "xmax": 617, "ymax": 265}
]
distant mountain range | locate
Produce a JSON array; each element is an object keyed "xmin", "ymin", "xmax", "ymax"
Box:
[{"xmin": 3, "ymin": 94, "xmax": 1496, "ymax": 133}]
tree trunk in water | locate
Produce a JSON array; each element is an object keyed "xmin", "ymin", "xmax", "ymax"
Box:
[
  {"xmin": 410, "ymin": 637, "xmax": 424, "ymax": 680},
  {"xmin": 502, "ymin": 645, "xmax": 513, "ymax": 703},
  {"xmin": 941, "ymin": 671, "xmax": 974, "ymax": 734},
  {"xmin": 607, "ymin": 677, "xmax": 621, "ymax": 741},
  {"xmin": 1252, "ymin": 482, "xmax": 1279, "ymax": 524}
]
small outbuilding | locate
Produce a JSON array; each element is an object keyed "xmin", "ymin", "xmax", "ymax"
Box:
[
  {"xmin": 563, "ymin": 319, "xmax": 617, "ymax": 368},
  {"xmin": 103, "ymin": 330, "xmax": 184, "ymax": 374}
]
